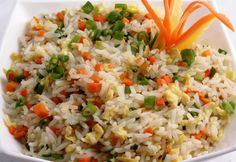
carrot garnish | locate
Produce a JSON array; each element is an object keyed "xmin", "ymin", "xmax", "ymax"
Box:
[
  {"xmin": 144, "ymin": 127, "xmax": 154, "ymax": 135},
  {"xmin": 87, "ymin": 83, "xmax": 101, "ymax": 93},
  {"xmin": 122, "ymin": 78, "xmax": 133, "ymax": 86},
  {"xmin": 94, "ymin": 64, "xmax": 104, "ymax": 72},
  {"xmin": 94, "ymin": 15, "xmax": 106, "ymax": 23},
  {"xmin": 141, "ymin": 0, "xmax": 234, "ymax": 50}
]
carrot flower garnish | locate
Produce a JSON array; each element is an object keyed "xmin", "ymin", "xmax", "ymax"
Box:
[{"xmin": 141, "ymin": 0, "xmax": 234, "ymax": 50}]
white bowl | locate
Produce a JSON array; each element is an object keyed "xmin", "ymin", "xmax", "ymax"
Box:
[{"xmin": 0, "ymin": 0, "xmax": 235, "ymax": 162}]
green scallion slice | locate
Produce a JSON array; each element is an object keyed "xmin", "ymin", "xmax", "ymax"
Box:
[
  {"xmin": 82, "ymin": 1, "xmax": 94, "ymax": 14},
  {"xmin": 144, "ymin": 96, "xmax": 156, "ymax": 109},
  {"xmin": 82, "ymin": 103, "xmax": 97, "ymax": 117}
]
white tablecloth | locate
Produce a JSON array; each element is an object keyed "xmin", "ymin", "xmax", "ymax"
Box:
[{"xmin": 0, "ymin": 0, "xmax": 235, "ymax": 161}]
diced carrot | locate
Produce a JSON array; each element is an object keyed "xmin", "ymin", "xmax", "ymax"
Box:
[
  {"xmin": 122, "ymin": 78, "xmax": 133, "ymax": 86},
  {"xmin": 78, "ymin": 157, "xmax": 96, "ymax": 162},
  {"xmin": 87, "ymin": 83, "xmax": 101, "ymax": 93},
  {"xmin": 8, "ymin": 126, "xmax": 15, "ymax": 135},
  {"xmin": 148, "ymin": 56, "xmax": 156, "ymax": 65},
  {"xmin": 94, "ymin": 64, "xmax": 104, "ymax": 72},
  {"xmin": 107, "ymin": 63, "xmax": 113, "ymax": 70},
  {"xmin": 156, "ymin": 97, "xmax": 165, "ymax": 107},
  {"xmin": 34, "ymin": 56, "xmax": 42, "ymax": 64},
  {"xmin": 49, "ymin": 127, "xmax": 61, "ymax": 136},
  {"xmin": 156, "ymin": 78, "xmax": 165, "ymax": 86},
  {"xmin": 77, "ymin": 68, "xmax": 87, "ymax": 74},
  {"xmin": 26, "ymin": 101, "xmax": 32, "ymax": 109},
  {"xmin": 32, "ymin": 26, "xmax": 40, "ymax": 31},
  {"xmin": 90, "ymin": 75, "xmax": 101, "ymax": 83},
  {"xmin": 205, "ymin": 69, "xmax": 210, "ymax": 77},
  {"xmin": 23, "ymin": 70, "xmax": 30, "ymax": 78},
  {"xmin": 56, "ymin": 12, "xmax": 64, "ymax": 21},
  {"xmin": 86, "ymin": 120, "xmax": 97, "ymax": 129},
  {"xmin": 219, "ymin": 95, "xmax": 224, "ymax": 100},
  {"xmin": 37, "ymin": 29, "xmax": 45, "ymax": 37},
  {"xmin": 5, "ymin": 81, "xmax": 19, "ymax": 92},
  {"xmin": 73, "ymin": 102, "xmax": 81, "ymax": 107},
  {"xmin": 161, "ymin": 75, "xmax": 172, "ymax": 84},
  {"xmin": 94, "ymin": 15, "xmax": 106, "ymax": 23},
  {"xmin": 93, "ymin": 98, "xmax": 103, "ymax": 108},
  {"xmin": 82, "ymin": 52, "xmax": 93, "ymax": 61},
  {"xmin": 51, "ymin": 97, "xmax": 61, "ymax": 105},
  {"xmin": 192, "ymin": 133, "xmax": 203, "ymax": 140},
  {"xmin": 165, "ymin": 146, "xmax": 171, "ymax": 153},
  {"xmin": 144, "ymin": 127, "xmax": 154, "ymax": 135},
  {"xmin": 146, "ymin": 27, "xmax": 152, "ymax": 34},
  {"xmin": 78, "ymin": 20, "xmax": 86, "ymax": 31},
  {"xmin": 79, "ymin": 36, "xmax": 85, "ymax": 43},
  {"xmin": 120, "ymin": 72, "xmax": 128, "ymax": 80},
  {"xmin": 20, "ymin": 88, "xmax": 28, "ymax": 97},
  {"xmin": 144, "ymin": 13, "xmax": 151, "ymax": 19},
  {"xmin": 177, "ymin": 60, "xmax": 185, "ymax": 67},
  {"xmin": 200, "ymin": 126, "xmax": 208, "ymax": 135},
  {"xmin": 32, "ymin": 102, "xmax": 49, "ymax": 118},
  {"xmin": 60, "ymin": 90, "xmax": 69, "ymax": 98},
  {"xmin": 13, "ymin": 126, "xmax": 28, "ymax": 139},
  {"xmin": 201, "ymin": 49, "xmax": 211, "ymax": 57},
  {"xmin": 199, "ymin": 95, "xmax": 210, "ymax": 105},
  {"xmin": 122, "ymin": 17, "xmax": 130, "ymax": 23},
  {"xmin": 111, "ymin": 135, "xmax": 119, "ymax": 146}
]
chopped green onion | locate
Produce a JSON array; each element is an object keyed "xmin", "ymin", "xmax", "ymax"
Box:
[
  {"xmin": 190, "ymin": 111, "xmax": 199, "ymax": 117},
  {"xmin": 54, "ymin": 28, "xmax": 64, "ymax": 37},
  {"xmin": 14, "ymin": 73, "xmax": 25, "ymax": 83},
  {"xmin": 112, "ymin": 21, "xmax": 125, "ymax": 32},
  {"xmin": 39, "ymin": 118, "xmax": 49, "ymax": 128},
  {"xmin": 130, "ymin": 144, "xmax": 139, "ymax": 150},
  {"xmin": 58, "ymin": 55, "xmax": 69, "ymax": 62},
  {"xmin": 15, "ymin": 97, "xmax": 26, "ymax": 107},
  {"xmin": 181, "ymin": 49, "xmax": 196, "ymax": 67},
  {"xmin": 82, "ymin": 103, "xmax": 97, "ymax": 117},
  {"xmin": 68, "ymin": 34, "xmax": 81, "ymax": 48},
  {"xmin": 124, "ymin": 86, "xmax": 131, "ymax": 94},
  {"xmin": 107, "ymin": 153, "xmax": 117, "ymax": 162},
  {"xmin": 89, "ymin": 29, "xmax": 102, "ymax": 41},
  {"xmin": 130, "ymin": 41, "xmax": 139, "ymax": 54},
  {"xmin": 115, "ymin": 4, "xmax": 128, "ymax": 10},
  {"xmin": 51, "ymin": 66, "xmax": 65, "ymax": 79},
  {"xmin": 193, "ymin": 72, "xmax": 204, "ymax": 81},
  {"xmin": 137, "ymin": 31, "xmax": 149, "ymax": 44},
  {"xmin": 86, "ymin": 20, "xmax": 97, "ymax": 30},
  {"xmin": 221, "ymin": 101, "xmax": 235, "ymax": 114},
  {"xmin": 34, "ymin": 82, "xmax": 44, "ymax": 94},
  {"xmin": 107, "ymin": 11, "xmax": 122, "ymax": 24},
  {"xmin": 129, "ymin": 107, "xmax": 137, "ymax": 111},
  {"xmin": 113, "ymin": 31, "xmax": 124, "ymax": 40},
  {"xmin": 46, "ymin": 56, "xmax": 59, "ymax": 72},
  {"xmin": 137, "ymin": 76, "xmax": 149, "ymax": 85},
  {"xmin": 114, "ymin": 44, "xmax": 120, "ymax": 48},
  {"xmin": 82, "ymin": 1, "xmax": 94, "ymax": 14},
  {"xmin": 144, "ymin": 96, "xmax": 156, "ymax": 109},
  {"xmin": 172, "ymin": 73, "xmax": 179, "ymax": 82},
  {"xmin": 218, "ymin": 48, "xmax": 227, "ymax": 55},
  {"xmin": 42, "ymin": 153, "xmax": 64, "ymax": 159},
  {"xmin": 95, "ymin": 41, "xmax": 104, "ymax": 49},
  {"xmin": 102, "ymin": 29, "xmax": 112, "ymax": 36},
  {"xmin": 209, "ymin": 67, "xmax": 216, "ymax": 79},
  {"xmin": 149, "ymin": 33, "xmax": 158, "ymax": 49}
]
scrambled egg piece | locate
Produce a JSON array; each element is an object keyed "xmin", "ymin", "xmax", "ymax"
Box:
[
  {"xmin": 81, "ymin": 124, "xmax": 104, "ymax": 145},
  {"xmin": 116, "ymin": 156, "xmax": 137, "ymax": 162},
  {"xmin": 102, "ymin": 107, "xmax": 115, "ymax": 121},
  {"xmin": 226, "ymin": 71, "xmax": 236, "ymax": 82},
  {"xmin": 65, "ymin": 144, "xmax": 76, "ymax": 153},
  {"xmin": 122, "ymin": 106, "xmax": 129, "ymax": 117},
  {"xmin": 61, "ymin": 38, "xmax": 71, "ymax": 55},
  {"xmin": 207, "ymin": 102, "xmax": 226, "ymax": 117},
  {"xmin": 114, "ymin": 127, "xmax": 128, "ymax": 141},
  {"xmin": 44, "ymin": 20, "xmax": 57, "ymax": 31},
  {"xmin": 4, "ymin": 115, "xmax": 16, "ymax": 128},
  {"xmin": 65, "ymin": 125, "xmax": 77, "ymax": 143},
  {"xmin": 164, "ymin": 84, "xmax": 190, "ymax": 107}
]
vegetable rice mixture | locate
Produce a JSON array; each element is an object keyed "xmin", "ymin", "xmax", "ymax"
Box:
[{"xmin": 3, "ymin": 0, "xmax": 236, "ymax": 162}]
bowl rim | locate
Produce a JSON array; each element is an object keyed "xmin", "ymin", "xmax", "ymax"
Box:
[{"xmin": 0, "ymin": 0, "xmax": 235, "ymax": 162}]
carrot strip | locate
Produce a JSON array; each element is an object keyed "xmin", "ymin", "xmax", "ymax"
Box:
[
  {"xmin": 163, "ymin": 0, "xmax": 171, "ymax": 42},
  {"xmin": 141, "ymin": 0, "xmax": 168, "ymax": 48},
  {"xmin": 5, "ymin": 82, "xmax": 19, "ymax": 92}
]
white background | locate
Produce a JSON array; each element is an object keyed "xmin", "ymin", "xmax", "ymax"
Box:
[{"xmin": 0, "ymin": 0, "xmax": 235, "ymax": 161}]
